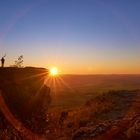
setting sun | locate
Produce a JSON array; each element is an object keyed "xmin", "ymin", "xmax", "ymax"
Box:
[{"xmin": 50, "ymin": 67, "xmax": 58, "ymax": 76}]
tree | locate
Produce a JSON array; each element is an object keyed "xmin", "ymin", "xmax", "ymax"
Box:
[{"xmin": 14, "ymin": 55, "xmax": 24, "ymax": 67}]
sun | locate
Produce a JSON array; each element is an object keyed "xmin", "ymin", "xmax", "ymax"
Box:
[{"xmin": 50, "ymin": 67, "xmax": 58, "ymax": 76}]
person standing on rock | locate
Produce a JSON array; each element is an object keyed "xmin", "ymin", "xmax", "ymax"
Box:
[
  {"xmin": 1, "ymin": 57, "xmax": 5, "ymax": 67},
  {"xmin": 1, "ymin": 55, "xmax": 6, "ymax": 67}
]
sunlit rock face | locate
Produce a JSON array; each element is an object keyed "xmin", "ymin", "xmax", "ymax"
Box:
[{"xmin": 0, "ymin": 67, "xmax": 51, "ymax": 134}]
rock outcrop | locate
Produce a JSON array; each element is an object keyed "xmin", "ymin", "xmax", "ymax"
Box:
[{"xmin": 0, "ymin": 67, "xmax": 51, "ymax": 135}]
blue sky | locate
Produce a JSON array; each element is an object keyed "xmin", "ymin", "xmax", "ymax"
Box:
[{"xmin": 0, "ymin": 0, "xmax": 140, "ymax": 74}]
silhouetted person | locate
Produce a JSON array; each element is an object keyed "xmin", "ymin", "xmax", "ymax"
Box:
[{"xmin": 1, "ymin": 57, "xmax": 5, "ymax": 67}]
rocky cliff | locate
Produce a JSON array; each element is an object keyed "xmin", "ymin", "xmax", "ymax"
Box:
[{"xmin": 0, "ymin": 67, "xmax": 51, "ymax": 135}]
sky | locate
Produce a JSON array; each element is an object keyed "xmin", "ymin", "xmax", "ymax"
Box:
[{"xmin": 0, "ymin": 0, "xmax": 140, "ymax": 74}]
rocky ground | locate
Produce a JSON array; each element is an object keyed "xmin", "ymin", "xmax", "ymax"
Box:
[
  {"xmin": 72, "ymin": 90, "xmax": 140, "ymax": 140},
  {"xmin": 0, "ymin": 89, "xmax": 140, "ymax": 140}
]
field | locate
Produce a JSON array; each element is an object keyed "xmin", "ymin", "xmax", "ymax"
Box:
[{"xmin": 48, "ymin": 74, "xmax": 140, "ymax": 108}]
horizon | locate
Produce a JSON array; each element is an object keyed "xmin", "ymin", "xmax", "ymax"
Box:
[
  {"xmin": 2, "ymin": 66, "xmax": 140, "ymax": 75},
  {"xmin": 0, "ymin": 0, "xmax": 140, "ymax": 74}
]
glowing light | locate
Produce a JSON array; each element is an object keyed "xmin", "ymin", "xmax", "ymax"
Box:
[{"xmin": 50, "ymin": 67, "xmax": 58, "ymax": 76}]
